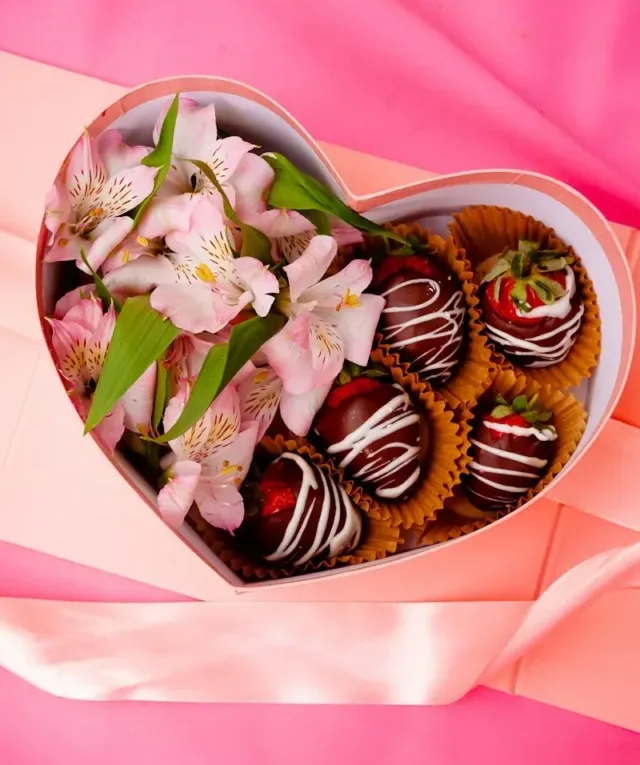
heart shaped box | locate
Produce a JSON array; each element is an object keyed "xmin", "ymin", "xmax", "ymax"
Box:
[{"xmin": 36, "ymin": 77, "xmax": 636, "ymax": 592}]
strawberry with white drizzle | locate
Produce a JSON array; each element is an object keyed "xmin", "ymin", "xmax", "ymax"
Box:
[
  {"xmin": 463, "ymin": 393, "xmax": 557, "ymax": 512},
  {"xmin": 481, "ymin": 239, "xmax": 584, "ymax": 367}
]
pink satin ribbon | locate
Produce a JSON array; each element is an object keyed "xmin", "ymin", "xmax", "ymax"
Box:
[{"xmin": 0, "ymin": 530, "xmax": 639, "ymax": 703}]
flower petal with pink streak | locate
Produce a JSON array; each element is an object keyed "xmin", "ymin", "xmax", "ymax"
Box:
[
  {"xmin": 93, "ymin": 400, "xmax": 126, "ymax": 453},
  {"xmin": 97, "ymin": 164, "xmax": 158, "ymax": 220},
  {"xmin": 44, "ymin": 233, "xmax": 85, "ymax": 264},
  {"xmin": 196, "ymin": 136, "xmax": 255, "ymax": 190},
  {"xmin": 238, "ymin": 367, "xmax": 282, "ymax": 439},
  {"xmin": 303, "ymin": 257, "xmax": 373, "ymax": 307},
  {"xmin": 308, "ymin": 314, "xmax": 345, "ymax": 384},
  {"xmin": 283, "ymin": 235, "xmax": 338, "ymax": 302},
  {"xmin": 251, "ymin": 209, "xmax": 314, "ymax": 240},
  {"xmin": 84, "ymin": 302, "xmax": 117, "ymax": 381},
  {"xmin": 330, "ymin": 220, "xmax": 364, "ymax": 247},
  {"xmin": 63, "ymin": 294, "xmax": 103, "ymax": 333},
  {"xmin": 233, "ymin": 256, "xmax": 279, "ymax": 316},
  {"xmin": 48, "ymin": 316, "xmax": 90, "ymax": 389},
  {"xmin": 280, "ymin": 381, "xmax": 333, "ymax": 437},
  {"xmin": 66, "ymin": 132, "xmax": 107, "ymax": 218},
  {"xmin": 230, "ymin": 152, "xmax": 274, "ymax": 219},
  {"xmin": 158, "ymin": 460, "xmax": 202, "ymax": 528},
  {"xmin": 137, "ymin": 194, "xmax": 198, "ymax": 239},
  {"xmin": 53, "ymin": 285, "xmax": 97, "ymax": 319},
  {"xmin": 96, "ymin": 130, "xmax": 151, "ymax": 176},
  {"xmin": 121, "ymin": 362, "xmax": 157, "ymax": 433},
  {"xmin": 150, "ymin": 283, "xmax": 242, "ymax": 334},
  {"xmin": 331, "ymin": 293, "xmax": 386, "ymax": 366}
]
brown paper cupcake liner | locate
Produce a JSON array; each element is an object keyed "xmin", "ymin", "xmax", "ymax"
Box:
[
  {"xmin": 187, "ymin": 435, "xmax": 400, "ymax": 581},
  {"xmin": 449, "ymin": 205, "xmax": 601, "ymax": 390},
  {"xmin": 368, "ymin": 223, "xmax": 497, "ymax": 408},
  {"xmin": 420, "ymin": 368, "xmax": 587, "ymax": 543},
  {"xmin": 365, "ymin": 351, "xmax": 472, "ymax": 529}
]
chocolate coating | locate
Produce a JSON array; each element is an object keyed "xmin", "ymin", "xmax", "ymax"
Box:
[
  {"xmin": 314, "ymin": 383, "xmax": 424, "ymax": 501},
  {"xmin": 463, "ymin": 418, "xmax": 556, "ymax": 512},
  {"xmin": 375, "ymin": 260, "xmax": 465, "ymax": 385},
  {"xmin": 481, "ymin": 279, "xmax": 583, "ymax": 367},
  {"xmin": 242, "ymin": 453, "xmax": 362, "ymax": 567}
]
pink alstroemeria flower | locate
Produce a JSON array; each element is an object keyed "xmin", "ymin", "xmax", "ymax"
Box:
[
  {"xmin": 44, "ymin": 130, "xmax": 158, "ymax": 272},
  {"xmin": 237, "ymin": 364, "xmax": 331, "ymax": 438},
  {"xmin": 148, "ymin": 196, "xmax": 279, "ymax": 333},
  {"xmin": 47, "ymin": 296, "xmax": 156, "ymax": 451},
  {"xmin": 264, "ymin": 235, "xmax": 386, "ymax": 395},
  {"xmin": 157, "ymin": 382, "xmax": 259, "ymax": 531}
]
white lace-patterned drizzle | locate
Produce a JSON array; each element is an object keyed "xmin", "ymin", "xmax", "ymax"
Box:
[
  {"xmin": 380, "ymin": 278, "xmax": 465, "ymax": 383},
  {"xmin": 325, "ymin": 387, "xmax": 421, "ymax": 499},
  {"xmin": 485, "ymin": 267, "xmax": 584, "ymax": 368},
  {"xmin": 264, "ymin": 454, "xmax": 362, "ymax": 567},
  {"xmin": 466, "ymin": 423, "xmax": 557, "ymax": 508}
]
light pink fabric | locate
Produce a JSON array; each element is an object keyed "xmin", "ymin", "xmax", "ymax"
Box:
[{"xmin": 1, "ymin": 0, "xmax": 640, "ymax": 760}]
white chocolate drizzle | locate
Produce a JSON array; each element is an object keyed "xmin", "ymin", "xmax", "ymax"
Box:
[
  {"xmin": 381, "ymin": 278, "xmax": 465, "ymax": 383},
  {"xmin": 325, "ymin": 388, "xmax": 421, "ymax": 499},
  {"xmin": 264, "ymin": 453, "xmax": 362, "ymax": 566},
  {"xmin": 485, "ymin": 421, "xmax": 557, "ymax": 441},
  {"xmin": 485, "ymin": 267, "xmax": 584, "ymax": 367}
]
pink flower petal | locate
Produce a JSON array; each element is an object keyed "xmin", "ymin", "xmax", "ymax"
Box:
[
  {"xmin": 303, "ymin": 257, "xmax": 373, "ymax": 307},
  {"xmin": 280, "ymin": 381, "xmax": 333, "ymax": 437},
  {"xmin": 53, "ymin": 285, "xmax": 97, "ymax": 319},
  {"xmin": 44, "ymin": 179, "xmax": 71, "ymax": 240},
  {"xmin": 121, "ymin": 362, "xmax": 157, "ymax": 433},
  {"xmin": 66, "ymin": 132, "xmax": 107, "ymax": 218},
  {"xmin": 97, "ymin": 165, "xmax": 158, "ymax": 219},
  {"xmin": 330, "ymin": 220, "xmax": 364, "ymax": 247},
  {"xmin": 63, "ymin": 295, "xmax": 103, "ymax": 333},
  {"xmin": 251, "ymin": 209, "xmax": 314, "ymax": 239},
  {"xmin": 283, "ymin": 235, "xmax": 338, "ymax": 302},
  {"xmin": 154, "ymin": 97, "xmax": 218, "ymax": 161},
  {"xmin": 195, "ymin": 482, "xmax": 245, "ymax": 533},
  {"xmin": 333, "ymin": 293, "xmax": 386, "ymax": 366},
  {"xmin": 48, "ymin": 316, "xmax": 90, "ymax": 389},
  {"xmin": 238, "ymin": 367, "xmax": 282, "ymax": 440},
  {"xmin": 44, "ymin": 233, "xmax": 84, "ymax": 263},
  {"xmin": 78, "ymin": 216, "xmax": 135, "ymax": 273},
  {"xmin": 137, "ymin": 194, "xmax": 198, "ymax": 239},
  {"xmin": 85, "ymin": 302, "xmax": 117, "ymax": 380},
  {"xmin": 103, "ymin": 254, "xmax": 177, "ymax": 297},
  {"xmin": 158, "ymin": 460, "xmax": 202, "ymax": 528},
  {"xmin": 233, "ymin": 257, "xmax": 279, "ymax": 317},
  {"xmin": 230, "ymin": 153, "xmax": 274, "ymax": 219},
  {"xmin": 92, "ymin": 399, "xmax": 126, "ymax": 453},
  {"xmin": 202, "ymin": 136, "xmax": 255, "ymax": 187},
  {"xmin": 263, "ymin": 315, "xmax": 319, "ymax": 395},
  {"xmin": 150, "ymin": 283, "xmax": 241, "ymax": 334},
  {"xmin": 96, "ymin": 130, "xmax": 151, "ymax": 176},
  {"xmin": 308, "ymin": 314, "xmax": 345, "ymax": 384}
]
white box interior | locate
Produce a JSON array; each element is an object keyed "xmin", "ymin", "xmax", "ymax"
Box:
[{"xmin": 42, "ymin": 91, "xmax": 624, "ymax": 589}]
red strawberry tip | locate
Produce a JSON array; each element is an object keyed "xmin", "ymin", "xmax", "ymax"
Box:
[{"xmin": 325, "ymin": 376, "xmax": 384, "ymax": 409}]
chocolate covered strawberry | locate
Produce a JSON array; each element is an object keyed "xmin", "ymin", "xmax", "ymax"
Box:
[
  {"xmin": 372, "ymin": 252, "xmax": 465, "ymax": 385},
  {"xmin": 241, "ymin": 453, "xmax": 362, "ymax": 567},
  {"xmin": 480, "ymin": 240, "xmax": 584, "ymax": 367},
  {"xmin": 314, "ymin": 368, "xmax": 424, "ymax": 500},
  {"xmin": 463, "ymin": 393, "xmax": 557, "ymax": 512}
]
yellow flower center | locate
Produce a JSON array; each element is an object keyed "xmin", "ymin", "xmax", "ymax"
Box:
[
  {"xmin": 121, "ymin": 249, "xmax": 130, "ymax": 264},
  {"xmin": 195, "ymin": 263, "xmax": 216, "ymax": 283},
  {"xmin": 220, "ymin": 460, "xmax": 242, "ymax": 477},
  {"xmin": 254, "ymin": 370, "xmax": 270, "ymax": 384},
  {"xmin": 58, "ymin": 237, "xmax": 69, "ymax": 248},
  {"xmin": 335, "ymin": 289, "xmax": 362, "ymax": 312},
  {"xmin": 88, "ymin": 207, "xmax": 104, "ymax": 219},
  {"xmin": 136, "ymin": 235, "xmax": 149, "ymax": 247}
]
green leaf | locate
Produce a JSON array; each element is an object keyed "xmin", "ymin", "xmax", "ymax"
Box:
[
  {"xmin": 511, "ymin": 252, "xmax": 524, "ymax": 278},
  {"xmin": 535, "ymin": 275, "xmax": 567, "ymax": 298},
  {"xmin": 187, "ymin": 158, "xmax": 272, "ymax": 264},
  {"xmin": 132, "ymin": 94, "xmax": 180, "ymax": 228},
  {"xmin": 494, "ymin": 394, "xmax": 508, "ymax": 406},
  {"xmin": 80, "ymin": 248, "xmax": 122, "ymax": 312},
  {"xmin": 491, "ymin": 405, "xmax": 514, "ymax": 419},
  {"xmin": 510, "ymin": 279, "xmax": 528, "ymax": 309},
  {"xmin": 151, "ymin": 313, "xmax": 286, "ymax": 443},
  {"xmin": 512, "ymin": 395, "xmax": 528, "ymax": 413},
  {"xmin": 536, "ymin": 256, "xmax": 569, "ymax": 273},
  {"xmin": 264, "ymin": 153, "xmax": 409, "ymax": 246},
  {"xmin": 85, "ymin": 295, "xmax": 180, "ymax": 433},
  {"xmin": 530, "ymin": 279, "xmax": 555, "ymax": 305},
  {"xmin": 482, "ymin": 259, "xmax": 511, "ymax": 284},
  {"xmin": 522, "ymin": 410, "xmax": 539, "ymax": 424},
  {"xmin": 537, "ymin": 411, "xmax": 553, "ymax": 423},
  {"xmin": 152, "ymin": 361, "xmax": 169, "ymax": 430},
  {"xmin": 518, "ymin": 239, "xmax": 539, "ymax": 254},
  {"xmin": 302, "ymin": 209, "xmax": 332, "ymax": 235}
]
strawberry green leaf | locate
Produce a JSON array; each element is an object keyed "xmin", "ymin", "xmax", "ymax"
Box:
[
  {"xmin": 512, "ymin": 395, "xmax": 528, "ymax": 413},
  {"xmin": 530, "ymin": 279, "xmax": 555, "ymax": 305},
  {"xmin": 511, "ymin": 252, "xmax": 524, "ymax": 278},
  {"xmin": 151, "ymin": 313, "xmax": 286, "ymax": 443},
  {"xmin": 494, "ymin": 394, "xmax": 509, "ymax": 406},
  {"xmin": 490, "ymin": 404, "xmax": 514, "ymax": 419},
  {"xmin": 537, "ymin": 411, "xmax": 553, "ymax": 422},
  {"xmin": 264, "ymin": 153, "xmax": 410, "ymax": 247},
  {"xmin": 510, "ymin": 279, "xmax": 528, "ymax": 309},
  {"xmin": 518, "ymin": 240, "xmax": 539, "ymax": 254},
  {"xmin": 133, "ymin": 94, "xmax": 180, "ymax": 228},
  {"xmin": 85, "ymin": 295, "xmax": 180, "ymax": 434},
  {"xmin": 522, "ymin": 410, "xmax": 539, "ymax": 424},
  {"xmin": 79, "ymin": 248, "xmax": 122, "ymax": 312},
  {"xmin": 482, "ymin": 259, "xmax": 511, "ymax": 284},
  {"xmin": 187, "ymin": 158, "xmax": 272, "ymax": 265}
]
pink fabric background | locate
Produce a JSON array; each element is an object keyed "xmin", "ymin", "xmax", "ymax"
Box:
[{"xmin": 1, "ymin": 0, "xmax": 640, "ymax": 761}]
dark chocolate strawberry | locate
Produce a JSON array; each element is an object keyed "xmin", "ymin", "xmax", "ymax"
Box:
[
  {"xmin": 480, "ymin": 240, "xmax": 584, "ymax": 367},
  {"xmin": 372, "ymin": 253, "xmax": 465, "ymax": 386},
  {"xmin": 463, "ymin": 393, "xmax": 557, "ymax": 512},
  {"xmin": 314, "ymin": 369, "xmax": 424, "ymax": 501},
  {"xmin": 240, "ymin": 453, "xmax": 362, "ymax": 567}
]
